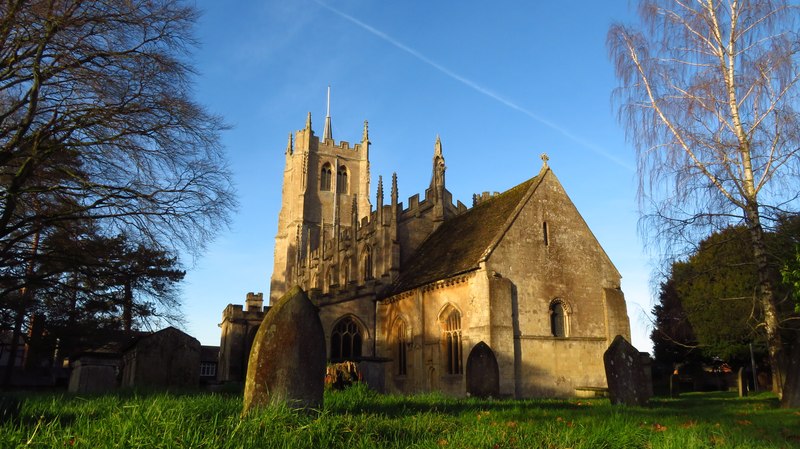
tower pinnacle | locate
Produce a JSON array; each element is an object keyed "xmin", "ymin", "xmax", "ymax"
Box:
[
  {"xmin": 323, "ymin": 86, "xmax": 333, "ymax": 141},
  {"xmin": 430, "ymin": 135, "xmax": 446, "ymax": 193}
]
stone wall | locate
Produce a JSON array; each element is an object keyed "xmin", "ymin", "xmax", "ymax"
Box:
[{"xmin": 486, "ymin": 169, "xmax": 629, "ymax": 396}]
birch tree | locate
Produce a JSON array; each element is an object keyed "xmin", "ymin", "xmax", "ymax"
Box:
[{"xmin": 608, "ymin": 0, "xmax": 800, "ymax": 400}]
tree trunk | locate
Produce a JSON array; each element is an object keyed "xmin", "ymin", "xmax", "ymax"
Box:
[
  {"xmin": 1, "ymin": 304, "xmax": 25, "ymax": 388},
  {"xmin": 1, "ymin": 229, "xmax": 40, "ymax": 388},
  {"xmin": 745, "ymin": 203, "xmax": 785, "ymax": 397},
  {"xmin": 123, "ymin": 281, "xmax": 133, "ymax": 333}
]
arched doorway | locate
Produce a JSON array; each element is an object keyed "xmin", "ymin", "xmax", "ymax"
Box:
[{"xmin": 466, "ymin": 341, "xmax": 499, "ymax": 398}]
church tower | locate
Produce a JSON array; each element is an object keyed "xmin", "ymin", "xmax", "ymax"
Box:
[{"xmin": 269, "ymin": 89, "xmax": 372, "ymax": 304}]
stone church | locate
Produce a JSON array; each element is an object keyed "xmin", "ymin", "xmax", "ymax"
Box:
[{"xmin": 219, "ymin": 101, "xmax": 631, "ymax": 398}]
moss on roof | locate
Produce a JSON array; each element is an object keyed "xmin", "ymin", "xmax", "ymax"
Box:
[{"xmin": 389, "ymin": 176, "xmax": 538, "ymax": 295}]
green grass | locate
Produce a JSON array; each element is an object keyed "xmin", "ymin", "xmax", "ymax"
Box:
[{"xmin": 1, "ymin": 386, "xmax": 798, "ymax": 448}]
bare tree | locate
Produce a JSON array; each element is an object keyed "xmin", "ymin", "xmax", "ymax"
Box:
[
  {"xmin": 0, "ymin": 0, "xmax": 235, "ymax": 384},
  {"xmin": 0, "ymin": 0, "xmax": 234, "ymax": 256},
  {"xmin": 608, "ymin": 0, "xmax": 800, "ymax": 400}
]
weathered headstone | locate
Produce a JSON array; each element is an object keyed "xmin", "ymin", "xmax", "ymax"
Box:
[
  {"xmin": 466, "ymin": 341, "xmax": 500, "ymax": 398},
  {"xmin": 780, "ymin": 337, "xmax": 800, "ymax": 408},
  {"xmin": 603, "ymin": 335, "xmax": 650, "ymax": 406},
  {"xmin": 242, "ymin": 286, "xmax": 326, "ymax": 415},
  {"xmin": 738, "ymin": 367, "xmax": 748, "ymax": 397}
]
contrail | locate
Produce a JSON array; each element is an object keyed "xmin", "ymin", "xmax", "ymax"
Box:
[{"xmin": 312, "ymin": 0, "xmax": 634, "ymax": 172}]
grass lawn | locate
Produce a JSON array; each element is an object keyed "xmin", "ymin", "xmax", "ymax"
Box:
[{"xmin": 1, "ymin": 385, "xmax": 798, "ymax": 448}]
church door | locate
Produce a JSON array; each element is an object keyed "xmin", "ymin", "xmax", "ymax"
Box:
[{"xmin": 466, "ymin": 341, "xmax": 500, "ymax": 398}]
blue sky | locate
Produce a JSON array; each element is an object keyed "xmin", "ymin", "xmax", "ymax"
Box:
[{"xmin": 183, "ymin": 1, "xmax": 654, "ymax": 352}]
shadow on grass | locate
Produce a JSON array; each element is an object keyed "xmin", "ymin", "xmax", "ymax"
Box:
[
  {"xmin": 326, "ymin": 385, "xmax": 608, "ymax": 419},
  {"xmin": 325, "ymin": 385, "xmax": 787, "ymax": 423}
]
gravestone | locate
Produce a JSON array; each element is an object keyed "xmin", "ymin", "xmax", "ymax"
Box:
[
  {"xmin": 738, "ymin": 367, "xmax": 748, "ymax": 397},
  {"xmin": 781, "ymin": 337, "xmax": 800, "ymax": 408},
  {"xmin": 466, "ymin": 341, "xmax": 500, "ymax": 398},
  {"xmin": 603, "ymin": 335, "xmax": 650, "ymax": 406},
  {"xmin": 242, "ymin": 286, "xmax": 326, "ymax": 415}
]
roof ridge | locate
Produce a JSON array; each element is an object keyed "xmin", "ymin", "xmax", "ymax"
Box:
[
  {"xmin": 387, "ymin": 173, "xmax": 541, "ymax": 296},
  {"xmin": 479, "ymin": 168, "xmax": 549, "ymax": 263}
]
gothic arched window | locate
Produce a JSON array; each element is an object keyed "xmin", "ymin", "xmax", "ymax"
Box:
[
  {"xmin": 550, "ymin": 299, "xmax": 569, "ymax": 338},
  {"xmin": 337, "ymin": 166, "xmax": 348, "ymax": 193},
  {"xmin": 330, "ymin": 316, "xmax": 363, "ymax": 361},
  {"xmin": 441, "ymin": 306, "xmax": 462, "ymax": 375},
  {"xmin": 394, "ymin": 318, "xmax": 408, "ymax": 376},
  {"xmin": 320, "ymin": 163, "xmax": 332, "ymax": 191}
]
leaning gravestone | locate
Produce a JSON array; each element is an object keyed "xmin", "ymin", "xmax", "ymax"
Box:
[
  {"xmin": 242, "ymin": 286, "xmax": 326, "ymax": 415},
  {"xmin": 603, "ymin": 335, "xmax": 650, "ymax": 406},
  {"xmin": 466, "ymin": 341, "xmax": 500, "ymax": 398}
]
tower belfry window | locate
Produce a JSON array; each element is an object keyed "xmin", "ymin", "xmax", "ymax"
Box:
[
  {"xmin": 320, "ymin": 163, "xmax": 332, "ymax": 191},
  {"xmin": 337, "ymin": 166, "xmax": 348, "ymax": 193}
]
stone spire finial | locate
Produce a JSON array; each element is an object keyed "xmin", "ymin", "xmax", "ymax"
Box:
[
  {"xmin": 323, "ymin": 86, "xmax": 332, "ymax": 141},
  {"xmin": 430, "ymin": 135, "xmax": 446, "ymax": 193},
  {"xmin": 305, "ymin": 112, "xmax": 312, "ymax": 131},
  {"xmin": 286, "ymin": 133, "xmax": 293, "ymax": 155},
  {"xmin": 540, "ymin": 153, "xmax": 549, "ymax": 168},
  {"xmin": 377, "ymin": 175, "xmax": 384, "ymax": 207},
  {"xmin": 362, "ymin": 120, "xmax": 369, "ymax": 142},
  {"xmin": 391, "ymin": 172, "xmax": 398, "ymax": 206}
]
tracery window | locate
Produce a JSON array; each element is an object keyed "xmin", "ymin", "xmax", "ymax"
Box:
[
  {"xmin": 441, "ymin": 307, "xmax": 462, "ymax": 375},
  {"xmin": 394, "ymin": 319, "xmax": 408, "ymax": 376},
  {"xmin": 330, "ymin": 316, "xmax": 363, "ymax": 361},
  {"xmin": 320, "ymin": 163, "xmax": 332, "ymax": 191},
  {"xmin": 337, "ymin": 166, "xmax": 348, "ymax": 193},
  {"xmin": 550, "ymin": 299, "xmax": 569, "ymax": 337}
]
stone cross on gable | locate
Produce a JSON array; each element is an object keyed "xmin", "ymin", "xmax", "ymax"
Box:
[{"xmin": 540, "ymin": 153, "xmax": 549, "ymax": 167}]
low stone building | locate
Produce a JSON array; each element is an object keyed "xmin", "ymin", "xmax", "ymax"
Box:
[
  {"xmin": 200, "ymin": 345, "xmax": 220, "ymax": 384},
  {"xmin": 221, "ymin": 101, "xmax": 632, "ymax": 397},
  {"xmin": 121, "ymin": 327, "xmax": 201, "ymax": 389},
  {"xmin": 68, "ymin": 327, "xmax": 202, "ymax": 392},
  {"xmin": 68, "ymin": 333, "xmax": 141, "ymax": 394}
]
